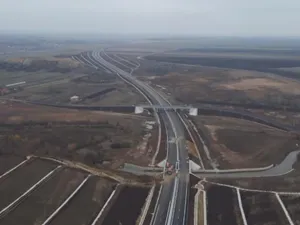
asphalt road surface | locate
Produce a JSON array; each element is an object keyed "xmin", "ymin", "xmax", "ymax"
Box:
[{"xmin": 194, "ymin": 150, "xmax": 300, "ymax": 179}]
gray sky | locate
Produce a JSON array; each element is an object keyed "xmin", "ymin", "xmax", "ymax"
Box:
[{"xmin": 1, "ymin": 0, "xmax": 300, "ymax": 36}]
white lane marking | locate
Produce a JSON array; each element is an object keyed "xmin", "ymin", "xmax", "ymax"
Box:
[
  {"xmin": 165, "ymin": 200, "xmax": 172, "ymax": 225},
  {"xmin": 276, "ymin": 193, "xmax": 295, "ymax": 225},
  {"xmin": 166, "ymin": 177, "xmax": 179, "ymax": 225},
  {"xmin": 114, "ymin": 54, "xmax": 140, "ymax": 68},
  {"xmin": 87, "ymin": 52, "xmax": 107, "ymax": 70},
  {"xmin": 0, "ymin": 158, "xmax": 30, "ymax": 180},
  {"xmin": 41, "ymin": 175, "xmax": 91, "ymax": 225},
  {"xmin": 90, "ymin": 185, "xmax": 119, "ymax": 225},
  {"xmin": 103, "ymin": 52, "xmax": 132, "ymax": 71},
  {"xmin": 0, "ymin": 166, "xmax": 61, "ymax": 216},
  {"xmin": 182, "ymin": 176, "xmax": 188, "ymax": 224},
  {"xmin": 236, "ymin": 188, "xmax": 248, "ymax": 225}
]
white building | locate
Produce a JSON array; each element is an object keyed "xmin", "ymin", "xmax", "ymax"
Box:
[{"xmin": 70, "ymin": 95, "xmax": 79, "ymax": 103}]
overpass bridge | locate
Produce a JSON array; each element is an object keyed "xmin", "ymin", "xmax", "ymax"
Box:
[
  {"xmin": 134, "ymin": 105, "xmax": 198, "ymax": 116},
  {"xmin": 19, "ymin": 100, "xmax": 295, "ymax": 131}
]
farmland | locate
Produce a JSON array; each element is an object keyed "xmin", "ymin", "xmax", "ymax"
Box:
[
  {"xmin": 241, "ymin": 191, "xmax": 289, "ymax": 225},
  {"xmin": 0, "ymin": 159, "xmax": 57, "ymax": 212},
  {"xmin": 3, "ymin": 36, "xmax": 300, "ymax": 225},
  {"xmin": 199, "ymin": 183, "xmax": 300, "ymax": 225},
  {"xmin": 140, "ymin": 64, "xmax": 300, "ymax": 110},
  {"xmin": 100, "ymin": 186, "xmax": 150, "ymax": 225},
  {"xmin": 0, "ymin": 53, "xmax": 146, "ymax": 106},
  {"xmin": 0, "ymin": 168, "xmax": 87, "ymax": 225},
  {"xmin": 0, "ymin": 155, "xmax": 154, "ymax": 225},
  {"xmin": 190, "ymin": 115, "xmax": 299, "ymax": 169},
  {"xmin": 146, "ymin": 48, "xmax": 300, "ymax": 81},
  {"xmin": 0, "ymin": 101, "xmax": 158, "ymax": 168},
  {"xmin": 206, "ymin": 185, "xmax": 243, "ymax": 225},
  {"xmin": 47, "ymin": 176, "xmax": 116, "ymax": 225},
  {"xmin": 281, "ymin": 195, "xmax": 300, "ymax": 224},
  {"xmin": 0, "ymin": 155, "xmax": 24, "ymax": 175}
]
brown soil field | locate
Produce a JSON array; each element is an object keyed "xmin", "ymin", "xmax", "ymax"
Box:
[
  {"xmin": 206, "ymin": 185, "xmax": 243, "ymax": 225},
  {"xmin": 193, "ymin": 116, "xmax": 298, "ymax": 168},
  {"xmin": 0, "ymin": 102, "xmax": 157, "ymax": 168},
  {"xmin": 6, "ymin": 79, "xmax": 146, "ymax": 106},
  {"xmin": 0, "ymin": 57, "xmax": 146, "ymax": 106},
  {"xmin": 0, "ymin": 101, "xmax": 144, "ymax": 124},
  {"xmin": 155, "ymin": 51, "xmax": 300, "ymax": 60},
  {"xmin": 0, "ymin": 70, "xmax": 72, "ymax": 87},
  {"xmin": 248, "ymin": 109, "xmax": 300, "ymax": 129},
  {"xmin": 0, "ymin": 168, "xmax": 87, "ymax": 225},
  {"xmin": 0, "ymin": 155, "xmax": 25, "ymax": 175},
  {"xmin": 4, "ymin": 56, "xmax": 81, "ymax": 70},
  {"xmin": 48, "ymin": 176, "xmax": 115, "ymax": 225},
  {"xmin": 100, "ymin": 186, "xmax": 150, "ymax": 225},
  {"xmin": 280, "ymin": 195, "xmax": 300, "ymax": 224},
  {"xmin": 155, "ymin": 114, "xmax": 167, "ymax": 163},
  {"xmin": 0, "ymin": 159, "xmax": 57, "ymax": 211},
  {"xmin": 141, "ymin": 65, "xmax": 300, "ymax": 108},
  {"xmin": 241, "ymin": 191, "xmax": 289, "ymax": 225},
  {"xmin": 221, "ymin": 78, "xmax": 300, "ymax": 95}
]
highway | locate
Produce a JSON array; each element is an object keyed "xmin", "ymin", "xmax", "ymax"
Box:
[{"xmin": 80, "ymin": 50, "xmax": 190, "ymax": 225}]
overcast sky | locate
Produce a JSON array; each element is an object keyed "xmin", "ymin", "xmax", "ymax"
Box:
[{"xmin": 1, "ymin": 0, "xmax": 300, "ymax": 36}]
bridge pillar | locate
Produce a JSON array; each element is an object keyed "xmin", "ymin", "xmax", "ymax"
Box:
[
  {"xmin": 189, "ymin": 108, "xmax": 198, "ymax": 116},
  {"xmin": 135, "ymin": 106, "xmax": 144, "ymax": 114}
]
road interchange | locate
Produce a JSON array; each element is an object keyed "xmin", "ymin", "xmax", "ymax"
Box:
[{"xmin": 74, "ymin": 50, "xmax": 300, "ymax": 225}]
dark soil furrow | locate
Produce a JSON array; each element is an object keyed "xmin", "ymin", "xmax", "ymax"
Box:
[
  {"xmin": 207, "ymin": 185, "xmax": 242, "ymax": 225},
  {"xmin": 48, "ymin": 176, "xmax": 115, "ymax": 225},
  {"xmin": 241, "ymin": 191, "xmax": 289, "ymax": 225},
  {"xmin": 0, "ymin": 168, "xmax": 86, "ymax": 225},
  {"xmin": 0, "ymin": 159, "xmax": 57, "ymax": 211},
  {"xmin": 101, "ymin": 186, "xmax": 149, "ymax": 225}
]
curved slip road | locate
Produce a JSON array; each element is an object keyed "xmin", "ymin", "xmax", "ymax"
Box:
[{"xmin": 194, "ymin": 150, "xmax": 300, "ymax": 178}]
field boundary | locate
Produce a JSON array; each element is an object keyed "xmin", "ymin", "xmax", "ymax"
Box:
[
  {"xmin": 41, "ymin": 175, "xmax": 91, "ymax": 225},
  {"xmin": 91, "ymin": 185, "xmax": 119, "ymax": 225},
  {"xmin": 0, "ymin": 157, "xmax": 31, "ymax": 180},
  {"xmin": 275, "ymin": 193, "xmax": 295, "ymax": 225},
  {"xmin": 205, "ymin": 180, "xmax": 300, "ymax": 195},
  {"xmin": 0, "ymin": 166, "xmax": 61, "ymax": 217},
  {"xmin": 236, "ymin": 188, "xmax": 248, "ymax": 225}
]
